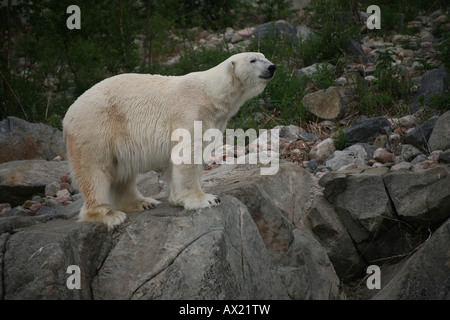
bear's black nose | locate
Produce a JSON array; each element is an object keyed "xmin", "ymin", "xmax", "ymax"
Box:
[{"xmin": 268, "ymin": 64, "xmax": 276, "ymax": 72}]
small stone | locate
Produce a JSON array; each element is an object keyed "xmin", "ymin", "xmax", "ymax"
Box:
[
  {"xmin": 0, "ymin": 203, "xmax": 11, "ymax": 211},
  {"xmin": 373, "ymin": 135, "xmax": 388, "ymax": 148},
  {"xmin": 391, "ymin": 162, "xmax": 412, "ymax": 171},
  {"xmin": 410, "ymin": 154, "xmax": 427, "ymax": 166},
  {"xmin": 395, "ymin": 144, "xmax": 422, "ymax": 161},
  {"xmin": 45, "ymin": 181, "xmax": 61, "ymax": 197},
  {"xmin": 398, "ymin": 115, "xmax": 419, "ymax": 129},
  {"xmin": 1, "ymin": 206, "xmax": 11, "ymax": 216},
  {"xmin": 372, "ymin": 162, "xmax": 384, "ymax": 168},
  {"xmin": 60, "ymin": 174, "xmax": 71, "ymax": 184},
  {"xmin": 307, "ymin": 159, "xmax": 318, "ymax": 170},
  {"xmin": 364, "ymin": 75, "xmax": 377, "ymax": 83},
  {"xmin": 34, "ymin": 205, "xmax": 58, "ymax": 216},
  {"xmin": 419, "ymin": 30, "xmax": 435, "ymax": 43},
  {"xmin": 15, "ymin": 206, "xmax": 34, "ymax": 216},
  {"xmin": 31, "ymin": 195, "xmax": 44, "ymax": 203},
  {"xmin": 60, "ymin": 182, "xmax": 71, "ymax": 190},
  {"xmin": 237, "ymin": 27, "xmax": 254, "ymax": 38},
  {"xmin": 53, "ymin": 155, "xmax": 62, "ymax": 161},
  {"xmin": 335, "ymin": 76, "xmax": 347, "ymax": 86},
  {"xmin": 71, "ymin": 193, "xmax": 83, "ymax": 202},
  {"xmin": 23, "ymin": 200, "xmax": 36, "ymax": 209},
  {"xmin": 373, "ymin": 148, "xmax": 395, "ymax": 163},
  {"xmin": 309, "ymin": 138, "xmax": 336, "ymax": 163},
  {"xmin": 30, "ymin": 202, "xmax": 43, "ymax": 213},
  {"xmin": 56, "ymin": 189, "xmax": 70, "ymax": 198},
  {"xmin": 298, "ymin": 132, "xmax": 318, "ymax": 142},
  {"xmin": 394, "ymin": 156, "xmax": 406, "ymax": 164},
  {"xmin": 440, "ymin": 149, "xmax": 450, "ymax": 163},
  {"xmin": 337, "ymin": 163, "xmax": 358, "ymax": 171},
  {"xmin": 55, "ymin": 189, "xmax": 72, "ymax": 203},
  {"xmin": 422, "ymin": 159, "xmax": 437, "ymax": 169},
  {"xmin": 44, "ymin": 197, "xmax": 58, "ymax": 207},
  {"xmin": 428, "ymin": 150, "xmax": 442, "ymax": 161}
]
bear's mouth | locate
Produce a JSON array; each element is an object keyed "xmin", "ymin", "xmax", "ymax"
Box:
[
  {"xmin": 259, "ymin": 64, "xmax": 276, "ymax": 80},
  {"xmin": 259, "ymin": 73, "xmax": 275, "ymax": 80}
]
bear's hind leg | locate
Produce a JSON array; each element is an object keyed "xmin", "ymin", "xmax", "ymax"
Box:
[
  {"xmin": 111, "ymin": 177, "xmax": 161, "ymax": 212},
  {"xmin": 77, "ymin": 169, "xmax": 126, "ymax": 229}
]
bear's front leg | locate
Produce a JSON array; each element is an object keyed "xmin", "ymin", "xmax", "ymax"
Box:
[{"xmin": 168, "ymin": 163, "xmax": 221, "ymax": 210}]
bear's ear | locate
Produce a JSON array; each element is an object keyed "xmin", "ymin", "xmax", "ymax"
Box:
[{"xmin": 227, "ymin": 60, "xmax": 235, "ymax": 73}]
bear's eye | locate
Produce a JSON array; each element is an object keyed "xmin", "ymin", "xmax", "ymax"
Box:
[{"xmin": 250, "ymin": 59, "xmax": 257, "ymax": 63}]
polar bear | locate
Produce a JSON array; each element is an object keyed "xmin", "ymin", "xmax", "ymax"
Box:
[{"xmin": 63, "ymin": 52, "xmax": 276, "ymax": 228}]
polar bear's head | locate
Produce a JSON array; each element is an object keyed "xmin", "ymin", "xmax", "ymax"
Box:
[
  {"xmin": 222, "ymin": 52, "xmax": 276, "ymax": 105},
  {"xmin": 228, "ymin": 52, "xmax": 276, "ymax": 85}
]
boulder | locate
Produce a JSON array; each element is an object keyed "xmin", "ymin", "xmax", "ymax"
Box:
[
  {"xmin": 274, "ymin": 125, "xmax": 303, "ymax": 141},
  {"xmin": 1, "ymin": 162, "xmax": 343, "ymax": 300},
  {"xmin": 409, "ymin": 65, "xmax": 450, "ymax": 113},
  {"xmin": 297, "ymin": 63, "xmax": 335, "ymax": 77},
  {"xmin": 428, "ymin": 110, "xmax": 450, "ymax": 152},
  {"xmin": 0, "ymin": 117, "xmax": 66, "ymax": 163},
  {"xmin": 277, "ymin": 228, "xmax": 341, "ymax": 299},
  {"xmin": 403, "ymin": 120, "xmax": 436, "ymax": 150},
  {"xmin": 0, "ymin": 160, "xmax": 69, "ymax": 206},
  {"xmin": 344, "ymin": 117, "xmax": 391, "ymax": 144},
  {"xmin": 92, "ymin": 196, "xmax": 289, "ymax": 300},
  {"xmin": 306, "ymin": 194, "xmax": 366, "ymax": 281},
  {"xmin": 374, "ymin": 218, "xmax": 450, "ymax": 300},
  {"xmin": 3, "ymin": 219, "xmax": 112, "ymax": 299},
  {"xmin": 319, "ymin": 169, "xmax": 394, "ymax": 244},
  {"xmin": 253, "ymin": 21, "xmax": 298, "ymax": 43},
  {"xmin": 296, "ymin": 24, "xmax": 314, "ymax": 41},
  {"xmin": 383, "ymin": 166, "xmax": 450, "ymax": 227},
  {"xmin": 394, "ymin": 144, "xmax": 423, "ymax": 162},
  {"xmin": 309, "ymin": 138, "xmax": 335, "ymax": 163},
  {"xmin": 302, "ymin": 87, "xmax": 346, "ymax": 120},
  {"xmin": 210, "ymin": 163, "xmax": 313, "ymax": 260},
  {"xmin": 373, "ymin": 148, "xmax": 395, "ymax": 163},
  {"xmin": 325, "ymin": 145, "xmax": 369, "ymax": 171}
]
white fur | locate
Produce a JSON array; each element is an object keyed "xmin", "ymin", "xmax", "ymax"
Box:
[{"xmin": 63, "ymin": 52, "xmax": 274, "ymax": 228}]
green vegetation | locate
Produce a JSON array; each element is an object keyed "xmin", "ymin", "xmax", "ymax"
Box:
[
  {"xmin": 0, "ymin": 0, "xmax": 448, "ymax": 130},
  {"xmin": 334, "ymin": 125, "xmax": 351, "ymax": 151}
]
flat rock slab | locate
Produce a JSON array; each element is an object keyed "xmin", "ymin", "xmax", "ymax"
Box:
[{"xmin": 0, "ymin": 160, "xmax": 69, "ymax": 206}]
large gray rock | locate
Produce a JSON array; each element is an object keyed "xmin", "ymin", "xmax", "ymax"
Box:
[
  {"xmin": 409, "ymin": 65, "xmax": 450, "ymax": 113},
  {"xmin": 2, "ymin": 197, "xmax": 291, "ymax": 300},
  {"xmin": 344, "ymin": 117, "xmax": 391, "ymax": 144},
  {"xmin": 208, "ymin": 163, "xmax": 342, "ymax": 299},
  {"xmin": 325, "ymin": 144, "xmax": 369, "ymax": 171},
  {"xmin": 3, "ymin": 219, "xmax": 111, "ymax": 299},
  {"xmin": 428, "ymin": 110, "xmax": 450, "ymax": 151},
  {"xmin": 403, "ymin": 120, "xmax": 436, "ymax": 150},
  {"xmin": 306, "ymin": 194, "xmax": 366, "ymax": 281},
  {"xmin": 374, "ymin": 218, "xmax": 450, "ymax": 300},
  {"xmin": 0, "ymin": 160, "xmax": 69, "ymax": 206},
  {"xmin": 277, "ymin": 228, "xmax": 341, "ymax": 299},
  {"xmin": 0, "ymin": 117, "xmax": 66, "ymax": 163},
  {"xmin": 93, "ymin": 196, "xmax": 289, "ymax": 300},
  {"xmin": 297, "ymin": 63, "xmax": 335, "ymax": 77},
  {"xmin": 302, "ymin": 87, "xmax": 346, "ymax": 120},
  {"xmin": 253, "ymin": 21, "xmax": 298, "ymax": 44},
  {"xmin": 383, "ymin": 166, "xmax": 450, "ymax": 227},
  {"xmin": 319, "ymin": 169, "xmax": 395, "ymax": 244},
  {"xmin": 394, "ymin": 144, "xmax": 423, "ymax": 162}
]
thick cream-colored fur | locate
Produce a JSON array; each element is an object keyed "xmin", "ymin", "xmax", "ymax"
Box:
[{"xmin": 63, "ymin": 52, "xmax": 274, "ymax": 228}]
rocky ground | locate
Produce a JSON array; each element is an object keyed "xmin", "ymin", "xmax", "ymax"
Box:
[{"xmin": 0, "ymin": 8, "xmax": 449, "ymax": 300}]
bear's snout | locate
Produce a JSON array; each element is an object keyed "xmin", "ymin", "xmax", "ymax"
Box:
[
  {"xmin": 260, "ymin": 64, "xmax": 276, "ymax": 80},
  {"xmin": 268, "ymin": 64, "xmax": 276, "ymax": 77}
]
